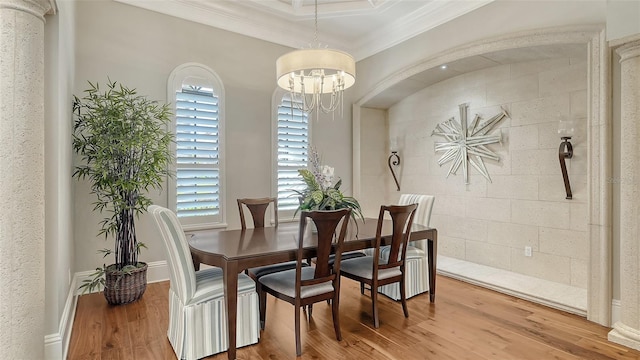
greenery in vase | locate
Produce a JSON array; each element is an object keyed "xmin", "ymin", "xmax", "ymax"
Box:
[
  {"xmin": 72, "ymin": 80, "xmax": 173, "ymax": 293},
  {"xmin": 293, "ymin": 147, "xmax": 364, "ymax": 222}
]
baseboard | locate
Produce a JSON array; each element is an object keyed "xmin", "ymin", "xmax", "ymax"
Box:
[
  {"xmin": 44, "ymin": 261, "xmax": 169, "ymax": 359},
  {"xmin": 609, "ymin": 321, "xmax": 640, "ymax": 351},
  {"xmin": 44, "ymin": 275, "xmax": 79, "ymax": 360},
  {"xmin": 437, "ymin": 256, "xmax": 587, "ymax": 316}
]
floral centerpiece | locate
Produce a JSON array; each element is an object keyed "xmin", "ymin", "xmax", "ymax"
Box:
[{"xmin": 293, "ymin": 147, "xmax": 364, "ymax": 222}]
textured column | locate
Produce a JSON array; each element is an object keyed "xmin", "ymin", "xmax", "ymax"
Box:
[
  {"xmin": 609, "ymin": 38, "xmax": 640, "ymax": 350},
  {"xmin": 0, "ymin": 0, "xmax": 53, "ymax": 358}
]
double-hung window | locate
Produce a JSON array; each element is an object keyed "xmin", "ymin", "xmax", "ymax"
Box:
[
  {"xmin": 168, "ymin": 63, "xmax": 225, "ymax": 229},
  {"xmin": 274, "ymin": 93, "xmax": 309, "ymax": 218}
]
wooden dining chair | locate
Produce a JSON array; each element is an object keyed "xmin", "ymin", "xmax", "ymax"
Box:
[
  {"xmin": 378, "ymin": 194, "xmax": 435, "ymax": 300},
  {"xmin": 339, "ymin": 203, "xmax": 417, "ymax": 328},
  {"xmin": 148, "ymin": 205, "xmax": 260, "ymax": 360},
  {"xmin": 237, "ymin": 197, "xmax": 278, "ymax": 229},
  {"xmin": 257, "ymin": 208, "xmax": 351, "ymax": 356},
  {"xmin": 238, "ymin": 197, "xmax": 309, "ymax": 281}
]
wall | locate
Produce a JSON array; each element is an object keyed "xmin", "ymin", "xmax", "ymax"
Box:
[
  {"xmin": 72, "ymin": 1, "xmax": 354, "ymax": 275},
  {"xmin": 382, "ymin": 57, "xmax": 589, "ymax": 288},
  {"xmin": 357, "ymin": 107, "xmax": 389, "ymax": 217},
  {"xmin": 44, "ymin": 0, "xmax": 75, "ymax": 352}
]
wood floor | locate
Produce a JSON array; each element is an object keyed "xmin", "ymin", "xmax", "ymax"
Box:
[{"xmin": 68, "ymin": 275, "xmax": 640, "ymax": 360}]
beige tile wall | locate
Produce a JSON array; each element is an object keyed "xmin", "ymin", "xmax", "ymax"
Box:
[{"xmin": 385, "ymin": 57, "xmax": 588, "ymax": 288}]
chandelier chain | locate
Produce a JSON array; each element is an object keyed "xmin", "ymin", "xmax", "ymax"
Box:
[{"xmin": 313, "ymin": 0, "xmax": 318, "ymax": 45}]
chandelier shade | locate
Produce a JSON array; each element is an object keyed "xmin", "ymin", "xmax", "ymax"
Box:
[
  {"xmin": 276, "ymin": 48, "xmax": 356, "ymax": 94},
  {"xmin": 274, "ymin": 0, "xmax": 356, "ymax": 116}
]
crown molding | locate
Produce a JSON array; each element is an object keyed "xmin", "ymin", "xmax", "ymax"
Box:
[
  {"xmin": 115, "ymin": 0, "xmax": 493, "ymax": 61},
  {"xmin": 353, "ymin": 0, "xmax": 494, "ymax": 60}
]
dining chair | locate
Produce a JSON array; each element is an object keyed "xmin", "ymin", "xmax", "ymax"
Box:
[
  {"xmin": 378, "ymin": 194, "xmax": 435, "ymax": 300},
  {"xmin": 149, "ymin": 205, "xmax": 260, "ymax": 360},
  {"xmin": 257, "ymin": 208, "xmax": 351, "ymax": 356},
  {"xmin": 238, "ymin": 197, "xmax": 309, "ymax": 280},
  {"xmin": 339, "ymin": 203, "xmax": 417, "ymax": 328}
]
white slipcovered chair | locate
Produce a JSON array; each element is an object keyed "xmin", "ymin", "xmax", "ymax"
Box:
[
  {"xmin": 149, "ymin": 205, "xmax": 260, "ymax": 360},
  {"xmin": 369, "ymin": 194, "xmax": 435, "ymax": 300}
]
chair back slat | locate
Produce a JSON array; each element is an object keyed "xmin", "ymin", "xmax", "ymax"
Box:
[
  {"xmin": 298, "ymin": 209, "xmax": 351, "ymax": 289},
  {"xmin": 374, "ymin": 204, "xmax": 417, "ymax": 270},
  {"xmin": 149, "ymin": 205, "xmax": 197, "ymax": 302},
  {"xmin": 238, "ymin": 197, "xmax": 278, "ymax": 229}
]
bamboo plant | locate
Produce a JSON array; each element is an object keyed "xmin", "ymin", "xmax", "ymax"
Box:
[{"xmin": 73, "ymin": 79, "xmax": 173, "ymax": 293}]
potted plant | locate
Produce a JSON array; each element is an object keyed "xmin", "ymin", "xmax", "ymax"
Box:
[
  {"xmin": 73, "ymin": 79, "xmax": 173, "ymax": 305},
  {"xmin": 294, "ymin": 147, "xmax": 364, "ymax": 224}
]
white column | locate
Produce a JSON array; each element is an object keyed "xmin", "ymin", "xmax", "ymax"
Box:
[
  {"xmin": 609, "ymin": 37, "xmax": 640, "ymax": 350},
  {"xmin": 0, "ymin": 0, "xmax": 53, "ymax": 357}
]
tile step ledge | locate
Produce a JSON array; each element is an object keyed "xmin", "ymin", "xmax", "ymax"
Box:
[{"xmin": 436, "ymin": 255, "xmax": 587, "ymax": 316}]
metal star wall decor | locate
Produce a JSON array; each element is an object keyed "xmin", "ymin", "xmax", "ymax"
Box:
[{"xmin": 431, "ymin": 103, "xmax": 510, "ymax": 184}]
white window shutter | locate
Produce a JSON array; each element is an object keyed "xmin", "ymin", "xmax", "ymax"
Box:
[
  {"xmin": 175, "ymin": 87, "xmax": 220, "ymax": 218},
  {"xmin": 277, "ymin": 95, "xmax": 308, "ymax": 211}
]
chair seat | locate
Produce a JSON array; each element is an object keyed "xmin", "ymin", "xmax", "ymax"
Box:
[
  {"xmin": 189, "ymin": 268, "xmax": 256, "ymax": 305},
  {"xmin": 340, "ymin": 256, "xmax": 402, "ymax": 280},
  {"xmin": 248, "ymin": 261, "xmax": 309, "ymax": 279},
  {"xmin": 259, "ymin": 267, "xmax": 334, "ymax": 299}
]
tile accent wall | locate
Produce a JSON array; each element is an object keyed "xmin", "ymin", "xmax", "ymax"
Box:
[{"xmin": 385, "ymin": 57, "xmax": 588, "ymax": 289}]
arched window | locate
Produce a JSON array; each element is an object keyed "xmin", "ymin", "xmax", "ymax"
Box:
[
  {"xmin": 168, "ymin": 63, "xmax": 225, "ymax": 229},
  {"xmin": 273, "ymin": 90, "xmax": 310, "ymax": 219}
]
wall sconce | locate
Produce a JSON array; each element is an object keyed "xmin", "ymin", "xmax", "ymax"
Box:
[
  {"xmin": 558, "ymin": 119, "xmax": 575, "ymax": 200},
  {"xmin": 388, "ymin": 137, "xmax": 401, "ymax": 191}
]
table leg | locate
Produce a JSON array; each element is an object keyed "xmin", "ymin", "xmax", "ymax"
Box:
[
  {"xmin": 224, "ymin": 260, "xmax": 239, "ymax": 360},
  {"xmin": 427, "ymin": 230, "xmax": 437, "ymax": 303},
  {"xmin": 192, "ymin": 253, "xmax": 201, "ymax": 271}
]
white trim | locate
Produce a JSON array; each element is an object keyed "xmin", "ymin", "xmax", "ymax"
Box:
[
  {"xmin": 438, "ymin": 256, "xmax": 587, "ymax": 316},
  {"xmin": 113, "ymin": 0, "xmax": 493, "ymax": 61},
  {"xmin": 44, "ymin": 275, "xmax": 78, "ymax": 360},
  {"xmin": 609, "ymin": 321, "xmax": 640, "ymax": 351},
  {"xmin": 167, "ymin": 63, "xmax": 226, "ymax": 228}
]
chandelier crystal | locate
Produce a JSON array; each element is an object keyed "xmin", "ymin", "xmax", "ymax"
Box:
[{"xmin": 276, "ymin": 0, "xmax": 356, "ymax": 118}]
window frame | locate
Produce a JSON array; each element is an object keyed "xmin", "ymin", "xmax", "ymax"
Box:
[{"xmin": 167, "ymin": 63, "xmax": 227, "ymax": 230}]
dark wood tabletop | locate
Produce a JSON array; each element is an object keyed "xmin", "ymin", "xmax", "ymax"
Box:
[{"xmin": 189, "ymin": 218, "xmax": 437, "ymax": 360}]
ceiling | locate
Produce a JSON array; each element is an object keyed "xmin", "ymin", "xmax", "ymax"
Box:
[
  {"xmin": 115, "ymin": 0, "xmax": 587, "ymax": 109},
  {"xmin": 115, "ymin": 0, "xmax": 494, "ymax": 61}
]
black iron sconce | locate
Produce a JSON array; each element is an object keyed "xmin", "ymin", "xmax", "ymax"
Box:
[
  {"xmin": 559, "ymin": 137, "xmax": 573, "ymax": 199},
  {"xmin": 558, "ymin": 119, "xmax": 575, "ymax": 200},
  {"xmin": 388, "ymin": 150, "xmax": 401, "ymax": 191}
]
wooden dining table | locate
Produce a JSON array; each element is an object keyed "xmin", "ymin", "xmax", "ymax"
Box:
[{"xmin": 188, "ymin": 218, "xmax": 437, "ymax": 360}]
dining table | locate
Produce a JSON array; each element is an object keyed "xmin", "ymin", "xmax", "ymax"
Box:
[{"xmin": 188, "ymin": 218, "xmax": 438, "ymax": 360}]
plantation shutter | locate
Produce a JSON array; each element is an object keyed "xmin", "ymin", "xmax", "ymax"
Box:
[
  {"xmin": 175, "ymin": 86, "xmax": 220, "ymax": 218},
  {"xmin": 277, "ymin": 95, "xmax": 309, "ymax": 211}
]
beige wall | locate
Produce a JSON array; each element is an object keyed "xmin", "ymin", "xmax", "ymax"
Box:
[
  {"xmin": 376, "ymin": 57, "xmax": 589, "ymax": 288},
  {"xmin": 358, "ymin": 107, "xmax": 389, "ymax": 217},
  {"xmin": 72, "ymin": 1, "xmax": 354, "ymax": 273}
]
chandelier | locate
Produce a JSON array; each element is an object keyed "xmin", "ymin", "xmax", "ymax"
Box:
[{"xmin": 276, "ymin": 0, "xmax": 356, "ymax": 117}]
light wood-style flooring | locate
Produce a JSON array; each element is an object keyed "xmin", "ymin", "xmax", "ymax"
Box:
[{"xmin": 68, "ymin": 275, "xmax": 640, "ymax": 359}]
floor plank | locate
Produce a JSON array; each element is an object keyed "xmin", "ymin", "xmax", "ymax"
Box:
[{"xmin": 68, "ymin": 275, "xmax": 640, "ymax": 359}]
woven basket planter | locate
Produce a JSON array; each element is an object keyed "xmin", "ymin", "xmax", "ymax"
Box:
[{"xmin": 104, "ymin": 262, "xmax": 148, "ymax": 305}]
